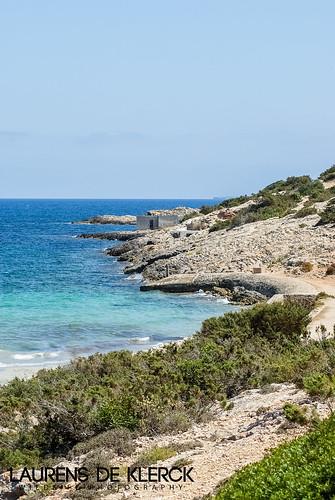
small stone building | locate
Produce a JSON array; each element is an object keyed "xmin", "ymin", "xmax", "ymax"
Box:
[{"xmin": 136, "ymin": 215, "xmax": 179, "ymax": 230}]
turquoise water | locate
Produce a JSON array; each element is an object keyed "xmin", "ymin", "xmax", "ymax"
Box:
[{"xmin": 0, "ymin": 199, "xmax": 237, "ymax": 372}]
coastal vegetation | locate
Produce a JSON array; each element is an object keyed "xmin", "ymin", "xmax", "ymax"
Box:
[
  {"xmin": 319, "ymin": 164, "xmax": 335, "ymax": 182},
  {"xmin": 317, "ymin": 198, "xmax": 335, "ymax": 225},
  {"xmin": 293, "ymin": 205, "xmax": 318, "ymax": 218},
  {"xmin": 214, "ymin": 414, "xmax": 335, "ymax": 499},
  {"xmin": 0, "ymin": 299, "xmax": 335, "ymax": 477},
  {"xmin": 207, "ymin": 172, "xmax": 335, "ymax": 232}
]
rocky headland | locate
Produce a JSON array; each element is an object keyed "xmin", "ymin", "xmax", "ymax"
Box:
[
  {"xmin": 77, "ymin": 172, "xmax": 335, "ymax": 315},
  {"xmin": 102, "ymin": 203, "xmax": 335, "ymax": 284}
]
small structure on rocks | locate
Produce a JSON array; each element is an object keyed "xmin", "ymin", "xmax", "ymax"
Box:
[
  {"xmin": 253, "ymin": 266, "xmax": 262, "ymax": 274},
  {"xmin": 136, "ymin": 214, "xmax": 179, "ymax": 230}
]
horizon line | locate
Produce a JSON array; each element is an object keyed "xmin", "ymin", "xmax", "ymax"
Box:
[{"xmin": 0, "ymin": 196, "xmax": 225, "ymax": 201}]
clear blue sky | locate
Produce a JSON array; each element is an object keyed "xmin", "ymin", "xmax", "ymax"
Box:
[{"xmin": 1, "ymin": 1, "xmax": 334, "ymax": 198}]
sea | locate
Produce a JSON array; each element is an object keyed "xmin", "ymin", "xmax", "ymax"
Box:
[{"xmin": 0, "ymin": 199, "xmax": 237, "ymax": 379}]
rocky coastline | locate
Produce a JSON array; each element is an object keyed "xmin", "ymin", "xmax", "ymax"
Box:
[
  {"xmin": 76, "ymin": 208, "xmax": 334, "ymax": 305},
  {"xmin": 73, "ymin": 215, "xmax": 137, "ymax": 225}
]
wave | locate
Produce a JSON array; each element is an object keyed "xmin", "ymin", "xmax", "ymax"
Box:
[
  {"xmin": 125, "ymin": 274, "xmax": 143, "ymax": 281},
  {"xmin": 0, "ymin": 360, "xmax": 62, "ymax": 369},
  {"xmin": 128, "ymin": 336, "xmax": 151, "ymax": 344},
  {"xmin": 12, "ymin": 351, "xmax": 61, "ymax": 361}
]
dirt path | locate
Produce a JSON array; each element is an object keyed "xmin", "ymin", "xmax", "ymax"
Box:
[
  {"xmin": 302, "ymin": 276, "xmax": 335, "ymax": 338},
  {"xmin": 34, "ymin": 385, "xmax": 330, "ymax": 500},
  {"xmin": 268, "ymin": 272, "xmax": 335, "ymax": 339},
  {"xmin": 41, "ymin": 384, "xmax": 328, "ymax": 500}
]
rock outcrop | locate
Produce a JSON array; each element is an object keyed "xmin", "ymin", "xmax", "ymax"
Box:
[
  {"xmin": 106, "ymin": 211, "xmax": 335, "ymax": 282},
  {"xmin": 77, "ymin": 231, "xmax": 146, "ymax": 241},
  {"xmin": 73, "ymin": 215, "xmax": 137, "ymax": 225}
]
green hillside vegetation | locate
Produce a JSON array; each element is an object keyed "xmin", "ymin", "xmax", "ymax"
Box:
[
  {"xmin": 214, "ymin": 414, "xmax": 335, "ymax": 500},
  {"xmin": 319, "ymin": 164, "xmax": 335, "ymax": 182},
  {"xmin": 0, "ymin": 299, "xmax": 335, "ymax": 474},
  {"xmin": 293, "ymin": 205, "xmax": 318, "ymax": 219},
  {"xmin": 209, "ymin": 170, "xmax": 335, "ymax": 231},
  {"xmin": 209, "ymin": 176, "xmax": 312, "ymax": 230},
  {"xmin": 317, "ymin": 198, "xmax": 335, "ymax": 225}
]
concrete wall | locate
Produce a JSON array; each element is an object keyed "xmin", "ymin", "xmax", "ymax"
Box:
[
  {"xmin": 158, "ymin": 215, "xmax": 179, "ymax": 228},
  {"xmin": 136, "ymin": 215, "xmax": 179, "ymax": 229},
  {"xmin": 136, "ymin": 216, "xmax": 159, "ymax": 230}
]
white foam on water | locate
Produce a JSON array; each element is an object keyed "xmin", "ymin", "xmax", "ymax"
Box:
[
  {"xmin": 217, "ymin": 298, "xmax": 229, "ymax": 304},
  {"xmin": 0, "ymin": 360, "xmax": 62, "ymax": 369},
  {"xmin": 129, "ymin": 336, "xmax": 151, "ymax": 344},
  {"xmin": 125, "ymin": 274, "xmax": 142, "ymax": 281},
  {"xmin": 13, "ymin": 351, "xmax": 61, "ymax": 361}
]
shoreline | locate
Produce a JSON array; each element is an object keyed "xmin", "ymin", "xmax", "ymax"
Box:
[
  {"xmin": 0, "ymin": 268, "xmax": 326, "ymax": 386},
  {"xmin": 0, "ymin": 288, "xmax": 237, "ymax": 386},
  {"xmin": 3, "ymin": 193, "xmax": 335, "ymax": 385}
]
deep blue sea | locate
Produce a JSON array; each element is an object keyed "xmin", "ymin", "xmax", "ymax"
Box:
[{"xmin": 0, "ymin": 199, "xmax": 237, "ymax": 377}]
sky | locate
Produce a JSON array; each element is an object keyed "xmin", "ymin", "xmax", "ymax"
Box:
[{"xmin": 0, "ymin": 1, "xmax": 334, "ymax": 198}]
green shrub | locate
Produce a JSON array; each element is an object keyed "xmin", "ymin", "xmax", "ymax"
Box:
[
  {"xmin": 95, "ymin": 396, "xmax": 139, "ymax": 431},
  {"xmin": 259, "ymin": 175, "xmax": 312, "ymax": 194},
  {"xmin": 132, "ymin": 446, "xmax": 176, "ymax": 467},
  {"xmin": 215, "ymin": 415, "xmax": 335, "ymax": 499},
  {"xmin": 319, "ymin": 165, "xmax": 335, "ymax": 182},
  {"xmin": 219, "ymin": 195, "xmax": 252, "ymax": 208},
  {"xmin": 283, "ymin": 402, "xmax": 307, "ymax": 425},
  {"xmin": 303, "ymin": 372, "xmax": 335, "ymax": 398},
  {"xmin": 293, "ymin": 206, "xmax": 317, "ymax": 218},
  {"xmin": 181, "ymin": 211, "xmax": 199, "ymax": 222},
  {"xmin": 300, "ymin": 261, "xmax": 313, "ymax": 272},
  {"xmin": 209, "ymin": 220, "xmax": 231, "ymax": 232},
  {"xmin": 199, "ymin": 205, "xmax": 217, "ymax": 215},
  {"xmin": 0, "ymin": 448, "xmax": 40, "ymax": 472},
  {"xmin": 317, "ymin": 199, "xmax": 335, "ymax": 225},
  {"xmin": 173, "ymin": 457, "xmax": 193, "ymax": 468},
  {"xmin": 70, "ymin": 428, "xmax": 135, "ymax": 458}
]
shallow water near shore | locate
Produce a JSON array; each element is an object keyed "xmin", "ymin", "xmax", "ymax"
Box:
[{"xmin": 0, "ymin": 199, "xmax": 237, "ymax": 382}]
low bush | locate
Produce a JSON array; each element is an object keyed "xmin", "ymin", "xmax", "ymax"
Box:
[
  {"xmin": 293, "ymin": 206, "xmax": 317, "ymax": 218},
  {"xmin": 219, "ymin": 195, "xmax": 252, "ymax": 208},
  {"xmin": 326, "ymin": 263, "xmax": 335, "ymax": 275},
  {"xmin": 69, "ymin": 428, "xmax": 135, "ymax": 458},
  {"xmin": 0, "ymin": 448, "xmax": 40, "ymax": 471},
  {"xmin": 303, "ymin": 372, "xmax": 335, "ymax": 399},
  {"xmin": 319, "ymin": 165, "xmax": 335, "ymax": 182},
  {"xmin": 215, "ymin": 415, "xmax": 335, "ymax": 499},
  {"xmin": 199, "ymin": 205, "xmax": 217, "ymax": 215},
  {"xmin": 317, "ymin": 199, "xmax": 335, "ymax": 225},
  {"xmin": 173, "ymin": 457, "xmax": 193, "ymax": 468},
  {"xmin": 283, "ymin": 402, "xmax": 307, "ymax": 425},
  {"xmin": 300, "ymin": 261, "xmax": 313, "ymax": 272},
  {"xmin": 131, "ymin": 446, "xmax": 176, "ymax": 467},
  {"xmin": 209, "ymin": 220, "xmax": 230, "ymax": 232},
  {"xmin": 181, "ymin": 211, "xmax": 199, "ymax": 222}
]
